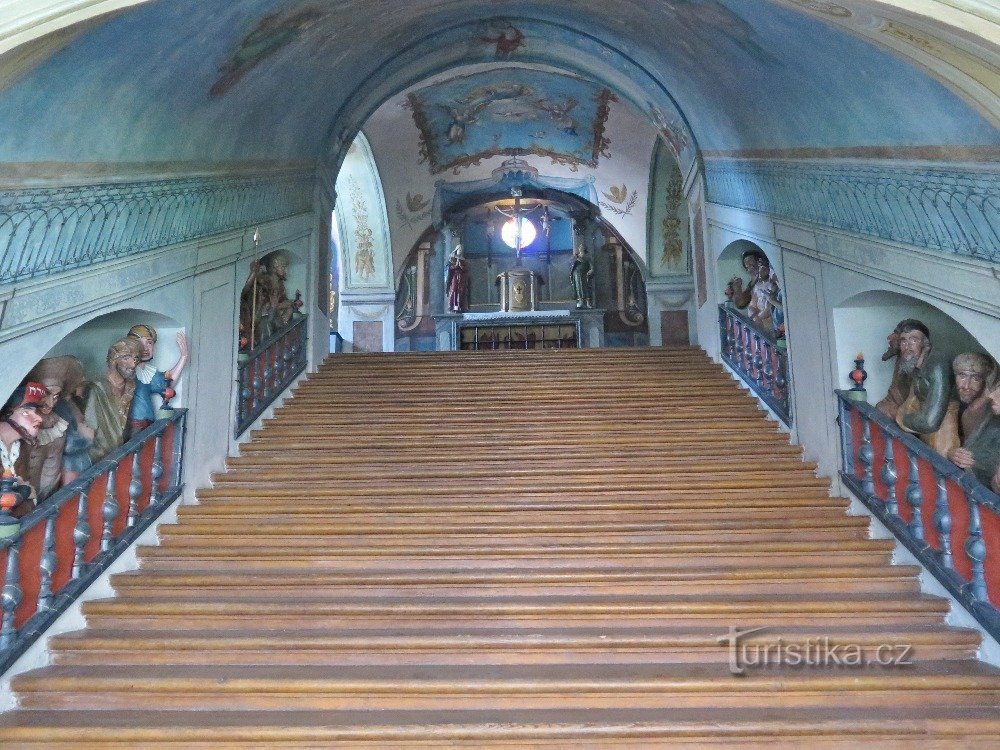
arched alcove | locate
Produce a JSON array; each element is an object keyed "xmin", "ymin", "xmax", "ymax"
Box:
[
  {"xmin": 41, "ymin": 308, "xmax": 187, "ymax": 407},
  {"xmin": 832, "ymin": 290, "xmax": 988, "ymax": 400},
  {"xmin": 717, "ymin": 239, "xmax": 777, "ymax": 306},
  {"xmin": 1, "ymin": 307, "xmax": 186, "ymax": 503}
]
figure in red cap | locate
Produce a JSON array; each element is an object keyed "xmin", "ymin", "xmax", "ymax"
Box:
[{"xmin": 0, "ymin": 382, "xmax": 46, "ymax": 518}]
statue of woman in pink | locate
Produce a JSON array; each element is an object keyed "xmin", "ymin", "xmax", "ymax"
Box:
[{"xmin": 445, "ymin": 244, "xmax": 470, "ymax": 313}]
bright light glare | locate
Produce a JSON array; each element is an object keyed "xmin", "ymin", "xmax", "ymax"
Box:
[{"xmin": 501, "ymin": 218, "xmax": 537, "ymax": 249}]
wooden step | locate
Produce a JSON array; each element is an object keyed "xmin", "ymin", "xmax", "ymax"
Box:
[
  {"xmin": 14, "ymin": 661, "xmax": 1000, "ymax": 711},
  {"xmin": 49, "ymin": 624, "xmax": 979, "ymax": 666},
  {"xmin": 108, "ymin": 563, "xmax": 920, "ymax": 597},
  {"xmin": 79, "ymin": 593, "xmax": 951, "ymax": 629},
  {"xmin": 5, "ymin": 706, "xmax": 1000, "ymax": 748}
]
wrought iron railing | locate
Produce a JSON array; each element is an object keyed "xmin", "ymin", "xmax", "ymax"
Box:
[
  {"xmin": 705, "ymin": 159, "xmax": 1000, "ymax": 263},
  {"xmin": 236, "ymin": 315, "xmax": 308, "ymax": 436},
  {"xmin": 0, "ymin": 170, "xmax": 314, "ymax": 285},
  {"xmin": 0, "ymin": 409, "xmax": 187, "ymax": 674},
  {"xmin": 719, "ymin": 304, "xmax": 791, "ymax": 426},
  {"xmin": 836, "ymin": 392, "xmax": 1000, "ymax": 640}
]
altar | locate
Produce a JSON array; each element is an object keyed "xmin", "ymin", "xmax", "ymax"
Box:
[{"xmin": 434, "ymin": 308, "xmax": 605, "ymax": 351}]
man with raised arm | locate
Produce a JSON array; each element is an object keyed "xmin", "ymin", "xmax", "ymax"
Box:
[{"xmin": 125, "ymin": 324, "xmax": 188, "ymax": 438}]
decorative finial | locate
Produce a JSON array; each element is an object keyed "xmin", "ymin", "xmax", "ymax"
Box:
[{"xmin": 847, "ymin": 353, "xmax": 868, "ymax": 402}]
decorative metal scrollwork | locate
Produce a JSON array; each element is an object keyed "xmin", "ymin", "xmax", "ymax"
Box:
[{"xmin": 0, "ymin": 170, "xmax": 314, "ymax": 285}]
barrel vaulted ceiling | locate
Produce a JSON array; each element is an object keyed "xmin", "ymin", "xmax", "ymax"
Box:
[{"xmin": 0, "ymin": 0, "xmax": 996, "ymax": 173}]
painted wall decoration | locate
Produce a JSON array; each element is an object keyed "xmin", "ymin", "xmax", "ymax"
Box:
[
  {"xmin": 333, "ymin": 134, "xmax": 393, "ymax": 291},
  {"xmin": 0, "ymin": 1, "xmax": 995, "ymax": 276},
  {"xmin": 648, "ymin": 103, "xmax": 693, "ymax": 163},
  {"xmin": 406, "ymin": 69, "xmax": 616, "ymax": 173},
  {"xmin": 347, "ymin": 178, "xmax": 377, "ymax": 281},
  {"xmin": 600, "ymin": 184, "xmax": 638, "ymax": 218},
  {"xmin": 211, "ymin": 6, "xmax": 327, "ymax": 96},
  {"xmin": 0, "ymin": 1, "xmax": 994, "ymax": 169},
  {"xmin": 0, "ymin": 170, "xmax": 315, "ymax": 286},
  {"xmin": 479, "ymin": 19, "xmax": 526, "ymax": 59},
  {"xmin": 395, "ymin": 192, "xmax": 433, "ymax": 229},
  {"xmin": 647, "ymin": 141, "xmax": 690, "ymax": 277}
]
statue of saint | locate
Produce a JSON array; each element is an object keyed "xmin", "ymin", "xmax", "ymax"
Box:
[
  {"xmin": 240, "ymin": 250, "xmax": 298, "ymax": 347},
  {"xmin": 570, "ymin": 243, "xmax": 594, "ymax": 309},
  {"xmin": 445, "ymin": 244, "xmax": 470, "ymax": 313},
  {"xmin": 85, "ymin": 337, "xmax": 142, "ymax": 462},
  {"xmin": 746, "ymin": 254, "xmax": 780, "ymax": 334},
  {"xmin": 726, "ymin": 248, "xmax": 767, "ymax": 309}
]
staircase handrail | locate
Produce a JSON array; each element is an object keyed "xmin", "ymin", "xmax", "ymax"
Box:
[
  {"xmin": 836, "ymin": 391, "xmax": 1000, "ymax": 641},
  {"xmin": 0, "ymin": 408, "xmax": 187, "ymax": 675},
  {"xmin": 718, "ymin": 303, "xmax": 791, "ymax": 426},
  {"xmin": 236, "ymin": 314, "xmax": 308, "ymax": 436}
]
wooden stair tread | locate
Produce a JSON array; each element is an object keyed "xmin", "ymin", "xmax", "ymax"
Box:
[
  {"xmin": 113, "ymin": 563, "xmax": 919, "ymax": 583},
  {"xmin": 16, "ymin": 659, "xmax": 1000, "ymax": 688}
]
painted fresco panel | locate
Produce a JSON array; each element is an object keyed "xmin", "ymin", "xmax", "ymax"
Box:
[
  {"xmin": 407, "ymin": 69, "xmax": 615, "ymax": 174},
  {"xmin": 335, "ymin": 136, "xmax": 394, "ymax": 292},
  {"xmin": 0, "ymin": 2, "xmax": 994, "ymax": 167},
  {"xmin": 647, "ymin": 141, "xmax": 691, "ymax": 278}
]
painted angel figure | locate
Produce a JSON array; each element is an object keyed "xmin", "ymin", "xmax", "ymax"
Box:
[{"xmin": 535, "ymin": 97, "xmax": 579, "ymax": 136}]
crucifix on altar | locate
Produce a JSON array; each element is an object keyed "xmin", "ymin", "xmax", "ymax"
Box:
[{"xmin": 495, "ymin": 187, "xmax": 546, "ymax": 312}]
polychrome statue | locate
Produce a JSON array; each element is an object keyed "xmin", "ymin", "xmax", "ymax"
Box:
[
  {"xmin": 85, "ymin": 337, "xmax": 142, "ymax": 462},
  {"xmin": 570, "ymin": 243, "xmax": 594, "ymax": 309},
  {"xmin": 726, "ymin": 248, "xmax": 767, "ymax": 310},
  {"xmin": 893, "ymin": 320, "xmax": 959, "ymax": 457},
  {"xmin": 126, "ymin": 324, "xmax": 188, "ymax": 437},
  {"xmin": 0, "ymin": 382, "xmax": 46, "ymax": 518},
  {"xmin": 445, "ymin": 244, "xmax": 470, "ymax": 313},
  {"xmin": 746, "ymin": 254, "xmax": 781, "ymax": 334},
  {"xmin": 241, "ymin": 250, "xmax": 298, "ymax": 347},
  {"xmin": 875, "ymin": 320, "xmax": 914, "ymax": 420},
  {"xmin": 946, "ymin": 352, "xmax": 1000, "ymax": 491},
  {"xmin": 23, "ymin": 359, "xmax": 72, "ymax": 500},
  {"xmin": 53, "ymin": 356, "xmax": 94, "ymax": 486}
]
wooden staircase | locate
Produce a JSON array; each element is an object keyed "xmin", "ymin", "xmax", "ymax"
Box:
[{"xmin": 2, "ymin": 347, "xmax": 999, "ymax": 747}]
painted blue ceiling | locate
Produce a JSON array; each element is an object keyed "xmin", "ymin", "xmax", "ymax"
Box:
[
  {"xmin": 406, "ymin": 69, "xmax": 616, "ymax": 174},
  {"xmin": 0, "ymin": 0, "xmax": 995, "ymax": 166}
]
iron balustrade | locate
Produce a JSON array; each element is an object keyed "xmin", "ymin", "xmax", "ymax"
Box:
[
  {"xmin": 236, "ymin": 315, "xmax": 308, "ymax": 436},
  {"xmin": 704, "ymin": 159, "xmax": 1000, "ymax": 263},
  {"xmin": 0, "ymin": 171, "xmax": 314, "ymax": 285},
  {"xmin": 718, "ymin": 304, "xmax": 791, "ymax": 426},
  {"xmin": 836, "ymin": 392, "xmax": 1000, "ymax": 641},
  {"xmin": 0, "ymin": 409, "xmax": 187, "ymax": 675}
]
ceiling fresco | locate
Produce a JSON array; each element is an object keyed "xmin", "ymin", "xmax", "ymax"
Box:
[
  {"xmin": 0, "ymin": 0, "xmax": 994, "ymax": 168},
  {"xmin": 405, "ymin": 69, "xmax": 615, "ymax": 174}
]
